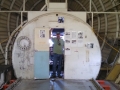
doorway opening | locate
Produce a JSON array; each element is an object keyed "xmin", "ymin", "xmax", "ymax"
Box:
[{"xmin": 49, "ymin": 28, "xmax": 64, "ymax": 78}]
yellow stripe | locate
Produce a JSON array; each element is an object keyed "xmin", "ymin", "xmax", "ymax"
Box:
[{"xmin": 92, "ymin": 29, "xmax": 119, "ymax": 53}]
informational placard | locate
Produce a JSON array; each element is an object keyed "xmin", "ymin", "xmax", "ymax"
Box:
[
  {"xmin": 65, "ymin": 31, "xmax": 71, "ymax": 39},
  {"xmin": 34, "ymin": 28, "xmax": 49, "ymax": 51},
  {"xmin": 71, "ymin": 31, "xmax": 77, "ymax": 39},
  {"xmin": 40, "ymin": 30, "xmax": 45, "ymax": 38},
  {"xmin": 87, "ymin": 43, "xmax": 94, "ymax": 49},
  {"xmin": 77, "ymin": 31, "xmax": 84, "ymax": 47},
  {"xmin": 78, "ymin": 31, "xmax": 83, "ymax": 39},
  {"xmin": 65, "ymin": 39, "xmax": 71, "ymax": 46},
  {"xmin": 65, "ymin": 46, "xmax": 71, "ymax": 55},
  {"xmin": 65, "ymin": 30, "xmax": 85, "ymax": 54},
  {"xmin": 71, "ymin": 39, "xmax": 77, "ymax": 47}
]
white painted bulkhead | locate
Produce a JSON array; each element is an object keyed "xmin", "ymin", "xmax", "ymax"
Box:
[{"xmin": 12, "ymin": 12, "xmax": 101, "ymax": 79}]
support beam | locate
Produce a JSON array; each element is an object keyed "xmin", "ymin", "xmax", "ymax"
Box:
[
  {"xmin": 45, "ymin": 0, "xmax": 48, "ymax": 4},
  {"xmin": 16, "ymin": 15, "xmax": 19, "ymax": 27},
  {"xmin": 65, "ymin": 0, "xmax": 68, "ymax": 10},
  {"xmin": 16, "ymin": 0, "xmax": 28, "ymax": 27},
  {"xmin": 91, "ymin": 0, "xmax": 100, "ymax": 37},
  {"xmin": 23, "ymin": 0, "xmax": 25, "ymax": 11},
  {"xmin": 90, "ymin": 0, "xmax": 91, "ymax": 12},
  {"xmin": 0, "ymin": 11, "xmax": 120, "ymax": 13},
  {"xmin": 75, "ymin": 0, "xmax": 87, "ymax": 11},
  {"xmin": 75, "ymin": 0, "xmax": 91, "ymax": 25},
  {"xmin": 21, "ymin": 12, "xmax": 23, "ymax": 25},
  {"xmin": 40, "ymin": 4, "xmax": 47, "ymax": 11},
  {"xmin": 0, "ymin": 44, "xmax": 5, "ymax": 58},
  {"xmin": 99, "ymin": 0, "xmax": 108, "ymax": 50},
  {"xmin": 92, "ymin": 12, "xmax": 93, "ymax": 28},
  {"xmin": 0, "ymin": 0, "xmax": 5, "ymax": 10},
  {"xmin": 92, "ymin": 12, "xmax": 120, "ymax": 14},
  {"xmin": 7, "ymin": 0, "xmax": 16, "ymax": 37},
  {"xmin": 111, "ymin": 0, "xmax": 120, "ymax": 38},
  {"xmin": 106, "ymin": 3, "xmax": 120, "ymax": 12},
  {"xmin": 30, "ymin": 0, "xmax": 43, "ymax": 11}
]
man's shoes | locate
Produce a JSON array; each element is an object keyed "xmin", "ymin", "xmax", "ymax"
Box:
[
  {"xmin": 50, "ymin": 75, "xmax": 56, "ymax": 78},
  {"xmin": 58, "ymin": 75, "xmax": 62, "ymax": 78}
]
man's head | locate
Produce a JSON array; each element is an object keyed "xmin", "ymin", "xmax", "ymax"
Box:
[{"xmin": 56, "ymin": 32, "xmax": 60, "ymax": 38}]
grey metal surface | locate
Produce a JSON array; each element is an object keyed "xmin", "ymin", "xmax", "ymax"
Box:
[
  {"xmin": 92, "ymin": 79, "xmax": 104, "ymax": 90},
  {"xmin": 52, "ymin": 79, "xmax": 97, "ymax": 90},
  {"xmin": 13, "ymin": 79, "xmax": 97, "ymax": 90},
  {"xmin": 105, "ymin": 81, "xmax": 120, "ymax": 90},
  {"xmin": 13, "ymin": 80, "xmax": 51, "ymax": 90}
]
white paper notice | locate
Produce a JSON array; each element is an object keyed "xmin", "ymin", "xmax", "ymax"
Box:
[
  {"xmin": 78, "ymin": 31, "xmax": 83, "ymax": 39},
  {"xmin": 77, "ymin": 31, "xmax": 84, "ymax": 47},
  {"xmin": 65, "ymin": 47, "xmax": 71, "ymax": 55},
  {"xmin": 65, "ymin": 39, "xmax": 71, "ymax": 46},
  {"xmin": 87, "ymin": 43, "xmax": 94, "ymax": 49},
  {"xmin": 35, "ymin": 28, "xmax": 49, "ymax": 51},
  {"xmin": 77, "ymin": 40, "xmax": 84, "ymax": 47},
  {"xmin": 71, "ymin": 39, "xmax": 77, "ymax": 47},
  {"xmin": 65, "ymin": 31, "xmax": 71, "ymax": 39},
  {"xmin": 71, "ymin": 31, "xmax": 77, "ymax": 39}
]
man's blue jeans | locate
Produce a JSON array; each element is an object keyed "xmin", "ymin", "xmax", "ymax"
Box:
[{"xmin": 52, "ymin": 53, "xmax": 62, "ymax": 76}]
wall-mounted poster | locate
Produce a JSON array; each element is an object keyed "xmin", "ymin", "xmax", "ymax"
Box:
[
  {"xmin": 71, "ymin": 31, "xmax": 77, "ymax": 39},
  {"xmin": 78, "ymin": 31, "xmax": 83, "ymax": 39},
  {"xmin": 65, "ymin": 31, "xmax": 71, "ymax": 39},
  {"xmin": 65, "ymin": 46, "xmax": 71, "ymax": 55},
  {"xmin": 40, "ymin": 30, "xmax": 45, "ymax": 38},
  {"xmin": 58, "ymin": 17, "xmax": 64, "ymax": 23},
  {"xmin": 35, "ymin": 28, "xmax": 49, "ymax": 51},
  {"xmin": 71, "ymin": 39, "xmax": 77, "ymax": 47},
  {"xmin": 87, "ymin": 43, "xmax": 94, "ymax": 48},
  {"xmin": 65, "ymin": 39, "xmax": 71, "ymax": 46}
]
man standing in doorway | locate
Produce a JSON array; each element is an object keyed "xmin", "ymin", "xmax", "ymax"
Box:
[{"xmin": 50, "ymin": 29, "xmax": 64, "ymax": 78}]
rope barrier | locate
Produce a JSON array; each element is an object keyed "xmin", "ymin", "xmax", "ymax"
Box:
[{"xmin": 92, "ymin": 29, "xmax": 119, "ymax": 53}]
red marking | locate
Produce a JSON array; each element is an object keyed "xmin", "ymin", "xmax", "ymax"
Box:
[
  {"xmin": 3, "ymin": 84, "xmax": 9, "ymax": 90},
  {"xmin": 101, "ymin": 84, "xmax": 110, "ymax": 90},
  {"xmin": 10, "ymin": 80, "xmax": 15, "ymax": 84},
  {"xmin": 97, "ymin": 80, "xmax": 105, "ymax": 84}
]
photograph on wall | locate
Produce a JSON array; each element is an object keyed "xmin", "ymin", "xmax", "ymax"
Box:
[
  {"xmin": 40, "ymin": 30, "xmax": 45, "ymax": 38},
  {"xmin": 58, "ymin": 17, "xmax": 64, "ymax": 23},
  {"xmin": 65, "ymin": 39, "xmax": 71, "ymax": 46},
  {"xmin": 65, "ymin": 47, "xmax": 71, "ymax": 55},
  {"xmin": 78, "ymin": 31, "xmax": 83, "ymax": 39},
  {"xmin": 65, "ymin": 31, "xmax": 71, "ymax": 39},
  {"xmin": 77, "ymin": 40, "xmax": 84, "ymax": 47},
  {"xmin": 71, "ymin": 39, "xmax": 77, "ymax": 47},
  {"xmin": 71, "ymin": 31, "xmax": 77, "ymax": 39},
  {"xmin": 86, "ymin": 43, "xmax": 94, "ymax": 48},
  {"xmin": 65, "ymin": 39, "xmax": 71, "ymax": 44}
]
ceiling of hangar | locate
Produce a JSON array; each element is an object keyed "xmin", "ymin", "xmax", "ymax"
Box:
[
  {"xmin": 50, "ymin": 0, "xmax": 65, "ymax": 2},
  {"xmin": 0, "ymin": 0, "xmax": 120, "ymax": 67}
]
